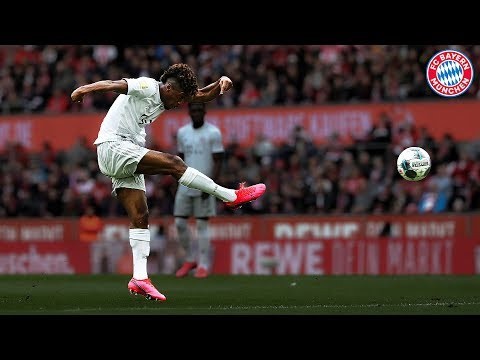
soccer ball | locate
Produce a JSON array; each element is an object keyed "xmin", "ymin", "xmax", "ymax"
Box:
[{"xmin": 396, "ymin": 146, "xmax": 431, "ymax": 181}]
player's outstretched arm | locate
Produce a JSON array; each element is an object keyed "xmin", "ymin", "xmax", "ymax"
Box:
[
  {"xmin": 190, "ymin": 76, "xmax": 232, "ymax": 103},
  {"xmin": 71, "ymin": 79, "xmax": 128, "ymax": 103}
]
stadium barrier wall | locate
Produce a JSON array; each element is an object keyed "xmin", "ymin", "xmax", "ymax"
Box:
[
  {"xmin": 0, "ymin": 214, "xmax": 479, "ymax": 275},
  {"xmin": 1, "ymin": 99, "xmax": 480, "ymax": 151}
]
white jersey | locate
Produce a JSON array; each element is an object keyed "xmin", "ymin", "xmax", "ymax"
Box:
[
  {"xmin": 176, "ymin": 122, "xmax": 224, "ymax": 197},
  {"xmin": 94, "ymin": 77, "xmax": 165, "ymax": 147}
]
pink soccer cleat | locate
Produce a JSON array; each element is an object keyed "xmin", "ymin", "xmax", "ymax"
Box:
[
  {"xmin": 194, "ymin": 266, "xmax": 209, "ymax": 278},
  {"xmin": 128, "ymin": 278, "xmax": 166, "ymax": 301},
  {"xmin": 225, "ymin": 182, "xmax": 266, "ymax": 210},
  {"xmin": 175, "ymin": 261, "xmax": 197, "ymax": 278}
]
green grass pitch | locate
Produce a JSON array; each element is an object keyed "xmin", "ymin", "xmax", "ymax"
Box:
[{"xmin": 1, "ymin": 274, "xmax": 480, "ymax": 315}]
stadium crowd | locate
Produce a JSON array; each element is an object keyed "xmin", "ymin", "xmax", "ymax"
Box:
[
  {"xmin": 1, "ymin": 45, "xmax": 480, "ymax": 115},
  {"xmin": 1, "ymin": 45, "xmax": 480, "ymax": 218},
  {"xmin": 1, "ymin": 113, "xmax": 480, "ymax": 218}
]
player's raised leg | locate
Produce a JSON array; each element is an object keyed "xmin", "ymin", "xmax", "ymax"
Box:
[{"xmin": 136, "ymin": 150, "xmax": 266, "ymax": 209}]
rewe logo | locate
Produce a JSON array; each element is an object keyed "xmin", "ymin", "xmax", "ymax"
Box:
[{"xmin": 426, "ymin": 49, "xmax": 474, "ymax": 97}]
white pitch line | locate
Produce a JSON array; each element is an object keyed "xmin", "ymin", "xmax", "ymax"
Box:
[
  {"xmin": 46, "ymin": 301, "xmax": 480, "ymax": 313},
  {"xmin": 208, "ymin": 301, "xmax": 480, "ymax": 310}
]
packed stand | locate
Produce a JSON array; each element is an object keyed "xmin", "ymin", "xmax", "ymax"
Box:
[
  {"xmin": 1, "ymin": 112, "xmax": 480, "ymax": 217},
  {"xmin": 2, "ymin": 44, "xmax": 480, "ymax": 217},
  {"xmin": 1, "ymin": 45, "xmax": 480, "ymax": 114}
]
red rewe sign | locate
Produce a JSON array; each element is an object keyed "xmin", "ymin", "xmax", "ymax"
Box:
[
  {"xmin": 209, "ymin": 215, "xmax": 473, "ymax": 275},
  {"xmin": 211, "ymin": 237, "xmax": 475, "ymax": 275}
]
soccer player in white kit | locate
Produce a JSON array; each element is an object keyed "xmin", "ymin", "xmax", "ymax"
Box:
[
  {"xmin": 70, "ymin": 63, "xmax": 266, "ymax": 301},
  {"xmin": 174, "ymin": 102, "xmax": 224, "ymax": 279}
]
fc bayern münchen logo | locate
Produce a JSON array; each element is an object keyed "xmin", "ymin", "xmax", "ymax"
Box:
[{"xmin": 426, "ymin": 49, "xmax": 474, "ymax": 97}]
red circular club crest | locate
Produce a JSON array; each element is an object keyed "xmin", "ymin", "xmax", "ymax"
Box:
[{"xmin": 426, "ymin": 49, "xmax": 474, "ymax": 97}]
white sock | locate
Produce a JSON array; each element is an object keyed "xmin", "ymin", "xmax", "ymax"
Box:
[
  {"xmin": 175, "ymin": 217, "xmax": 195, "ymax": 262},
  {"xmin": 129, "ymin": 228, "xmax": 150, "ymax": 280},
  {"xmin": 178, "ymin": 167, "xmax": 236, "ymax": 202},
  {"xmin": 197, "ymin": 219, "xmax": 210, "ymax": 269}
]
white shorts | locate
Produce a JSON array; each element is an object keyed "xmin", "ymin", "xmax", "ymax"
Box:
[
  {"xmin": 96, "ymin": 140, "xmax": 149, "ymax": 196},
  {"xmin": 173, "ymin": 191, "xmax": 216, "ymax": 218}
]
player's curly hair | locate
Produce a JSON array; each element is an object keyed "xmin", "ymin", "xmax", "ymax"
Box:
[{"xmin": 160, "ymin": 63, "xmax": 198, "ymax": 97}]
